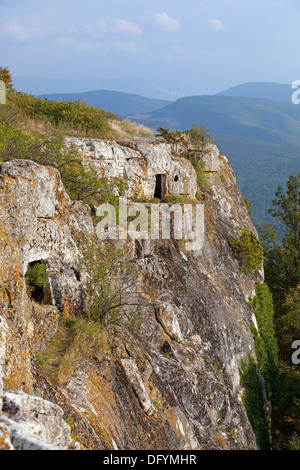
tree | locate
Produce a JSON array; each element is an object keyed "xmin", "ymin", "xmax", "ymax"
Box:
[
  {"xmin": 0, "ymin": 66, "xmax": 13, "ymax": 89},
  {"xmin": 187, "ymin": 124, "xmax": 214, "ymax": 150},
  {"xmin": 260, "ymin": 173, "xmax": 300, "ymax": 313},
  {"xmin": 258, "ymin": 174, "xmax": 300, "ymax": 449},
  {"xmin": 275, "ymin": 285, "xmax": 300, "ymax": 361},
  {"xmin": 268, "ymin": 174, "xmax": 300, "ymax": 290},
  {"xmin": 76, "ymin": 234, "xmax": 140, "ymax": 328}
]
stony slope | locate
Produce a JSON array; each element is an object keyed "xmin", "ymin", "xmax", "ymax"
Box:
[{"xmin": 0, "ymin": 140, "xmax": 263, "ymax": 450}]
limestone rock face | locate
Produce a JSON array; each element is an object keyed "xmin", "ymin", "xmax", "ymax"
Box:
[
  {"xmin": 0, "ymin": 391, "xmax": 73, "ymax": 450},
  {"xmin": 66, "ymin": 137, "xmax": 198, "ymax": 200},
  {"xmin": 0, "ymin": 159, "xmax": 93, "ymax": 391},
  {"xmin": 0, "ymin": 141, "xmax": 263, "ymax": 450}
]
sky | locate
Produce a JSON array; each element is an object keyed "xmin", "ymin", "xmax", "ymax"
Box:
[{"xmin": 1, "ymin": 0, "xmax": 300, "ymax": 98}]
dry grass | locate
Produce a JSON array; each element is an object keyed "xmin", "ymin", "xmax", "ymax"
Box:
[
  {"xmin": 37, "ymin": 316, "xmax": 108, "ymax": 385},
  {"xmin": 15, "ymin": 114, "xmax": 154, "ymax": 141},
  {"xmin": 16, "ymin": 115, "xmax": 54, "ymax": 137},
  {"xmin": 109, "ymin": 118, "xmax": 154, "ymax": 139}
]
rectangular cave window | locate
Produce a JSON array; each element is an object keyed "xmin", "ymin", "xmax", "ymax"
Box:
[
  {"xmin": 25, "ymin": 260, "xmax": 52, "ymax": 305},
  {"xmin": 154, "ymin": 174, "xmax": 167, "ymax": 199}
]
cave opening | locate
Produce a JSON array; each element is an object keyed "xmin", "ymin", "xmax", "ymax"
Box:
[
  {"xmin": 154, "ymin": 174, "xmax": 167, "ymax": 199},
  {"xmin": 25, "ymin": 260, "xmax": 52, "ymax": 305}
]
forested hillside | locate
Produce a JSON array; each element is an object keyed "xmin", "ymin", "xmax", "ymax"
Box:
[{"xmin": 259, "ymin": 174, "xmax": 300, "ymax": 449}]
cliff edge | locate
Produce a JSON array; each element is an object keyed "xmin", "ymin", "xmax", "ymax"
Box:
[{"xmin": 0, "ymin": 139, "xmax": 263, "ymax": 450}]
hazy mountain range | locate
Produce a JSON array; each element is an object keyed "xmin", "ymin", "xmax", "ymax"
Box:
[
  {"xmin": 21, "ymin": 79, "xmax": 299, "ymax": 227},
  {"xmin": 39, "ymin": 89, "xmax": 171, "ymax": 116},
  {"xmin": 215, "ymin": 81, "xmax": 295, "ymax": 103},
  {"xmin": 13, "ymin": 75, "xmax": 182, "ymax": 101}
]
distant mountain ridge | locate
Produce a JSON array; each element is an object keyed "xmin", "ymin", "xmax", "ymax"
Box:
[
  {"xmin": 14, "ymin": 75, "xmax": 182, "ymax": 100},
  {"xmin": 129, "ymin": 94, "xmax": 300, "ymax": 145},
  {"xmin": 38, "ymin": 89, "xmax": 171, "ymax": 117},
  {"xmin": 215, "ymin": 81, "xmax": 294, "ymax": 103}
]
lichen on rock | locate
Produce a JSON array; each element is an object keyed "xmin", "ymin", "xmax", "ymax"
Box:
[{"xmin": 0, "ymin": 138, "xmax": 264, "ymax": 450}]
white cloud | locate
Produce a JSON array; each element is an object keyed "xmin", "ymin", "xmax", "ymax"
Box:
[
  {"xmin": 4, "ymin": 17, "xmax": 55, "ymax": 41},
  {"xmin": 153, "ymin": 12, "xmax": 179, "ymax": 32},
  {"xmin": 31, "ymin": 18, "xmax": 53, "ymax": 35},
  {"xmin": 111, "ymin": 41, "xmax": 137, "ymax": 53},
  {"xmin": 81, "ymin": 17, "xmax": 107, "ymax": 37},
  {"xmin": 56, "ymin": 36, "xmax": 102, "ymax": 52},
  {"xmin": 171, "ymin": 45, "xmax": 185, "ymax": 54},
  {"xmin": 75, "ymin": 41, "xmax": 102, "ymax": 52},
  {"xmin": 208, "ymin": 18, "xmax": 226, "ymax": 31},
  {"xmin": 113, "ymin": 18, "xmax": 142, "ymax": 36},
  {"xmin": 97, "ymin": 16, "xmax": 107, "ymax": 33},
  {"xmin": 5, "ymin": 19, "xmax": 32, "ymax": 41}
]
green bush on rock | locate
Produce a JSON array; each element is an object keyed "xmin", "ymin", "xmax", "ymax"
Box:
[{"xmin": 230, "ymin": 228, "xmax": 264, "ymax": 275}]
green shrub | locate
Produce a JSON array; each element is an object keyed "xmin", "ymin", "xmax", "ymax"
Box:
[
  {"xmin": 76, "ymin": 234, "xmax": 139, "ymax": 329},
  {"xmin": 161, "ymin": 194, "xmax": 194, "ymax": 204},
  {"xmin": 186, "ymin": 124, "xmax": 214, "ymax": 150},
  {"xmin": 156, "ymin": 124, "xmax": 214, "ymax": 150},
  {"xmin": 244, "ymin": 198, "xmax": 252, "ymax": 216},
  {"xmin": 156, "ymin": 127, "xmax": 185, "ymax": 143},
  {"xmin": 0, "ymin": 105, "xmax": 37, "ymax": 161},
  {"xmin": 185, "ymin": 152, "xmax": 208, "ymax": 191},
  {"xmin": 240, "ymin": 354, "xmax": 271, "ymax": 450},
  {"xmin": 250, "ymin": 283, "xmax": 281, "ymax": 410},
  {"xmin": 25, "ymin": 262, "xmax": 48, "ymax": 300},
  {"xmin": 0, "ymin": 106, "xmax": 119, "ymax": 205},
  {"xmin": 276, "ymin": 286, "xmax": 300, "ymax": 361},
  {"xmin": 289, "ymin": 433, "xmax": 300, "ymax": 450},
  {"xmin": 7, "ymin": 90, "xmax": 114, "ymax": 137},
  {"xmin": 230, "ymin": 228, "xmax": 264, "ymax": 274},
  {"xmin": 32, "ymin": 131, "xmax": 114, "ymax": 205}
]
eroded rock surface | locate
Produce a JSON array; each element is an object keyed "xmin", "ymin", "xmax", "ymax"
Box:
[
  {"xmin": 0, "ymin": 391, "xmax": 73, "ymax": 450},
  {"xmin": 66, "ymin": 137, "xmax": 198, "ymax": 200},
  {"xmin": 0, "ymin": 140, "xmax": 263, "ymax": 450}
]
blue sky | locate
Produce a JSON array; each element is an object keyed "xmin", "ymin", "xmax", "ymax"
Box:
[{"xmin": 1, "ymin": 0, "xmax": 300, "ymax": 98}]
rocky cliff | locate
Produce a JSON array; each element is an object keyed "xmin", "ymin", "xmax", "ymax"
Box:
[{"xmin": 0, "ymin": 138, "xmax": 263, "ymax": 450}]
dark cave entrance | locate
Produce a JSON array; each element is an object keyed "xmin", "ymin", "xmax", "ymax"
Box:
[
  {"xmin": 25, "ymin": 260, "xmax": 52, "ymax": 305},
  {"xmin": 154, "ymin": 174, "xmax": 167, "ymax": 199}
]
